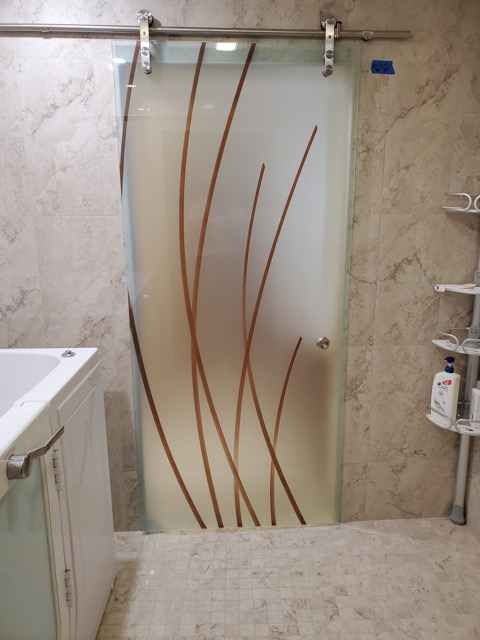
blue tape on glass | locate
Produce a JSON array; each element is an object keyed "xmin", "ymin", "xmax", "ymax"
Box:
[{"xmin": 371, "ymin": 60, "xmax": 395, "ymax": 74}]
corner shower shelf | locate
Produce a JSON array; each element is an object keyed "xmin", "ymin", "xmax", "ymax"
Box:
[
  {"xmin": 432, "ymin": 328, "xmax": 480, "ymax": 356},
  {"xmin": 426, "ymin": 407, "xmax": 480, "ymax": 436},
  {"xmin": 436, "ymin": 196, "xmax": 480, "ymax": 524},
  {"xmin": 443, "ymin": 192, "xmax": 480, "ymax": 214},
  {"xmin": 434, "ymin": 284, "xmax": 480, "ymax": 295},
  {"xmin": 432, "ymin": 339, "xmax": 480, "ymax": 355}
]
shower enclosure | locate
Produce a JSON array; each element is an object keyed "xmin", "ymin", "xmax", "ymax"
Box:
[{"xmin": 114, "ymin": 40, "xmax": 359, "ymax": 531}]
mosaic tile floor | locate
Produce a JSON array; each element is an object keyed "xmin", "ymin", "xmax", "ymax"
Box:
[{"xmin": 97, "ymin": 518, "xmax": 480, "ymax": 639}]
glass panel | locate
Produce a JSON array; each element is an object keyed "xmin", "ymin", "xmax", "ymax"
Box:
[
  {"xmin": 0, "ymin": 460, "xmax": 57, "ymax": 639},
  {"xmin": 114, "ymin": 41, "xmax": 359, "ymax": 530}
]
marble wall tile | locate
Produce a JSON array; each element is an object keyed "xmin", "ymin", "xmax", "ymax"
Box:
[
  {"xmin": 437, "ymin": 294, "xmax": 474, "ymax": 337},
  {"xmin": 347, "ymin": 215, "xmax": 380, "ymax": 346},
  {"xmin": 0, "ymin": 0, "xmax": 167, "ymax": 26},
  {"xmin": 0, "ymin": 323, "xmax": 7, "ymax": 349},
  {"xmin": 343, "ymin": 346, "xmax": 372, "ymax": 463},
  {"xmin": 422, "ymin": 457, "xmax": 456, "ymax": 518},
  {"xmin": 365, "ymin": 459, "xmax": 426, "ymax": 520},
  {"xmin": 106, "ymin": 217, "xmax": 131, "ymax": 354},
  {"xmin": 34, "ymin": 216, "xmax": 115, "ymax": 351},
  {"xmin": 390, "ymin": 0, "xmax": 463, "ymax": 66},
  {"xmin": 0, "ymin": 37, "xmax": 99, "ymax": 61},
  {"xmin": 352, "ymin": 45, "xmax": 389, "ymax": 219},
  {"xmin": 244, "ymin": 0, "xmax": 320, "ymax": 29},
  {"xmin": 467, "ymin": 481, "xmax": 480, "ymax": 542},
  {"xmin": 374, "ymin": 215, "xmax": 442, "ymax": 346},
  {"xmin": 368, "ymin": 345, "xmax": 432, "ymax": 463},
  {"xmin": 93, "ymin": 59, "xmax": 123, "ymax": 217},
  {"xmin": 450, "ymin": 114, "xmax": 480, "ymax": 195},
  {"xmin": 0, "ymin": 216, "xmax": 46, "ymax": 346},
  {"xmin": 347, "ymin": 277, "xmax": 376, "ymax": 347},
  {"xmin": 324, "ymin": 0, "xmax": 393, "ymax": 29},
  {"xmin": 382, "ymin": 59, "xmax": 460, "ymax": 216},
  {"xmin": 90, "ymin": 1, "xmax": 167, "ymax": 26},
  {"xmin": 340, "ymin": 463, "xmax": 367, "ymax": 522},
  {"xmin": 470, "ymin": 438, "xmax": 480, "ymax": 488},
  {"xmin": 16, "ymin": 58, "xmax": 104, "ymax": 217},
  {"xmin": 425, "ymin": 423, "xmax": 459, "ymax": 462},
  {"xmin": 168, "ymin": 0, "xmax": 244, "ymax": 28}
]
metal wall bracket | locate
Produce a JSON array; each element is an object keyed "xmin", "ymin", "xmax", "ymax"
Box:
[
  {"xmin": 137, "ymin": 9, "xmax": 153, "ymax": 74},
  {"xmin": 320, "ymin": 18, "xmax": 338, "ymax": 77}
]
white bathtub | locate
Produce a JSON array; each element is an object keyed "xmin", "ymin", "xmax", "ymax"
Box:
[{"xmin": 0, "ymin": 348, "xmax": 116, "ymax": 640}]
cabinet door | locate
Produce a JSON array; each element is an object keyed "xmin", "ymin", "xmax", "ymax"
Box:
[
  {"xmin": 0, "ymin": 405, "xmax": 59, "ymax": 640},
  {"xmin": 58, "ymin": 374, "xmax": 115, "ymax": 640}
]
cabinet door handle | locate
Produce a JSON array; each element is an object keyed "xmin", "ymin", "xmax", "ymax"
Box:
[{"xmin": 6, "ymin": 426, "xmax": 65, "ymax": 480}]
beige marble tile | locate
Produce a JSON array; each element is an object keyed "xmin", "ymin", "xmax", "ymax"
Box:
[
  {"xmin": 16, "ymin": 58, "xmax": 104, "ymax": 217},
  {"xmin": 422, "ymin": 457, "xmax": 456, "ymax": 518},
  {"xmin": 99, "ymin": 519, "xmax": 480, "ymax": 638},
  {"xmin": 347, "ymin": 276, "xmax": 377, "ymax": 347},
  {"xmin": 353, "ymin": 46, "xmax": 389, "ymax": 219},
  {"xmin": 168, "ymin": 0, "xmax": 244, "ymax": 28},
  {"xmin": 382, "ymin": 59, "xmax": 460, "ymax": 216},
  {"xmin": 0, "ymin": 323, "xmax": 7, "ymax": 349},
  {"xmin": 106, "ymin": 216, "xmax": 131, "ymax": 353},
  {"xmin": 110, "ymin": 467, "xmax": 140, "ymax": 532},
  {"xmin": 0, "ymin": 216, "xmax": 46, "ymax": 347},
  {"xmin": 340, "ymin": 463, "xmax": 367, "ymax": 522},
  {"xmin": 244, "ymin": 0, "xmax": 319, "ymax": 29},
  {"xmin": 470, "ymin": 438, "xmax": 480, "ymax": 487},
  {"xmin": 374, "ymin": 215, "xmax": 442, "ymax": 346},
  {"xmin": 452, "ymin": 0, "xmax": 480, "ymax": 124},
  {"xmin": 349, "ymin": 214, "xmax": 381, "ymax": 285},
  {"xmin": 343, "ymin": 346, "xmax": 372, "ymax": 463},
  {"xmin": 450, "ymin": 114, "xmax": 480, "ymax": 195},
  {"xmin": 104, "ymin": 389, "xmax": 124, "ymax": 474},
  {"xmin": 391, "ymin": 0, "xmax": 463, "ymax": 65},
  {"xmin": 437, "ymin": 294, "xmax": 474, "ymax": 337},
  {"xmin": 330, "ymin": 0, "xmax": 393, "ymax": 28},
  {"xmin": 467, "ymin": 480, "xmax": 480, "ymax": 542},
  {"xmin": 0, "ymin": 1, "xmax": 92, "ymax": 24},
  {"xmin": 0, "ymin": 0, "xmax": 167, "ymax": 25},
  {"xmin": 347, "ymin": 215, "xmax": 380, "ymax": 347},
  {"xmin": 89, "ymin": 1, "xmax": 167, "ymax": 26},
  {"xmin": 0, "ymin": 37, "xmax": 98, "ymax": 60},
  {"xmin": 425, "ymin": 421, "xmax": 459, "ymax": 461},
  {"xmin": 34, "ymin": 216, "xmax": 115, "ymax": 351},
  {"xmin": 368, "ymin": 345, "xmax": 432, "ymax": 463},
  {"xmin": 93, "ymin": 59, "xmax": 123, "ymax": 217},
  {"xmin": 365, "ymin": 459, "xmax": 426, "ymax": 519},
  {"xmin": 440, "ymin": 215, "xmax": 480, "ymax": 281}
]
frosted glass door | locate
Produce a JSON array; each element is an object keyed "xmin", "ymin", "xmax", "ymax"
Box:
[
  {"xmin": 115, "ymin": 41, "xmax": 359, "ymax": 530},
  {"xmin": 0, "ymin": 460, "xmax": 57, "ymax": 639}
]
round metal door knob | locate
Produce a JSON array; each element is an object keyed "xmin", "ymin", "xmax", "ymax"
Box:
[{"xmin": 316, "ymin": 337, "xmax": 330, "ymax": 350}]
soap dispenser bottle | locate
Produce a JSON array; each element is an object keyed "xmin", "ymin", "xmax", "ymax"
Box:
[{"xmin": 430, "ymin": 356, "xmax": 460, "ymax": 427}]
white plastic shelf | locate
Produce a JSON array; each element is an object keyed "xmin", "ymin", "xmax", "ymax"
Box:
[
  {"xmin": 426, "ymin": 410, "xmax": 480, "ymax": 436},
  {"xmin": 432, "ymin": 338, "xmax": 480, "ymax": 356},
  {"xmin": 434, "ymin": 284, "xmax": 480, "ymax": 295}
]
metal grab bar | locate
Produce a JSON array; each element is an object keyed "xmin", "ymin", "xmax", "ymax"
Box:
[{"xmin": 6, "ymin": 426, "xmax": 65, "ymax": 480}]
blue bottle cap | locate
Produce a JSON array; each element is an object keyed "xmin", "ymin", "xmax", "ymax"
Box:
[{"xmin": 444, "ymin": 356, "xmax": 455, "ymax": 373}]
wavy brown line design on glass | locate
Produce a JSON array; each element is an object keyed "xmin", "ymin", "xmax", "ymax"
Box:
[
  {"xmin": 233, "ymin": 126, "xmax": 318, "ymax": 526},
  {"xmin": 240, "ymin": 164, "xmax": 306, "ymax": 526},
  {"xmin": 119, "ymin": 40, "xmax": 140, "ymax": 194},
  {"xmin": 120, "ymin": 42, "xmax": 206, "ymax": 529},
  {"xmin": 270, "ymin": 337, "xmax": 303, "ymax": 526},
  {"xmin": 180, "ymin": 43, "xmax": 261, "ymax": 527},
  {"xmin": 180, "ymin": 42, "xmax": 223, "ymax": 528}
]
